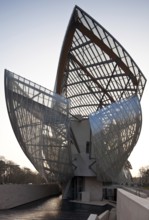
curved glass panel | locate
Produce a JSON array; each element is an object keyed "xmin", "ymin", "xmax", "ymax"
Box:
[
  {"xmin": 89, "ymin": 95, "xmax": 142, "ymax": 182},
  {"xmin": 5, "ymin": 70, "xmax": 73, "ymax": 183}
]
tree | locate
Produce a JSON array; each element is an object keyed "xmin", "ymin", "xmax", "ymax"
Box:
[
  {"xmin": 139, "ymin": 166, "xmax": 149, "ymax": 186},
  {"xmin": 0, "ymin": 160, "xmax": 6, "ymax": 184},
  {"xmin": 0, "ymin": 156, "xmax": 46, "ymax": 184}
]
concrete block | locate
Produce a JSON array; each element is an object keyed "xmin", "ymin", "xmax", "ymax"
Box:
[
  {"xmin": 109, "ymin": 208, "xmax": 116, "ymax": 220},
  {"xmin": 97, "ymin": 210, "xmax": 109, "ymax": 220},
  {"xmin": 81, "ymin": 191, "xmax": 90, "ymax": 202},
  {"xmin": 117, "ymin": 188, "xmax": 149, "ymax": 220},
  {"xmin": 87, "ymin": 214, "xmax": 98, "ymax": 220}
]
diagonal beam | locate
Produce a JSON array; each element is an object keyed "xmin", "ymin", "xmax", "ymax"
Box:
[
  {"xmin": 56, "ymin": 15, "xmax": 76, "ymax": 94},
  {"xmin": 70, "ymin": 127, "xmax": 80, "ymax": 153},
  {"xmin": 69, "ymin": 53, "xmax": 115, "ymax": 103},
  {"xmin": 70, "ymin": 58, "xmax": 103, "ymax": 105},
  {"xmin": 75, "ymin": 21, "xmax": 138, "ymax": 87},
  {"xmin": 8, "ymin": 90, "xmax": 67, "ymax": 125}
]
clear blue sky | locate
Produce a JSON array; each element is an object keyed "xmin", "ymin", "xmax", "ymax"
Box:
[{"xmin": 0, "ymin": 0, "xmax": 149, "ymax": 176}]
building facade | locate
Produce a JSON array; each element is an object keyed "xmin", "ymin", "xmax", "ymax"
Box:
[{"xmin": 5, "ymin": 6, "xmax": 146, "ymax": 201}]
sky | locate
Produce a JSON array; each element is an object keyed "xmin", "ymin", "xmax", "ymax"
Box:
[{"xmin": 0, "ymin": 0, "xmax": 149, "ymax": 177}]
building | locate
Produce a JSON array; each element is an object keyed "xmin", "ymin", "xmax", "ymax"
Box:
[{"xmin": 4, "ymin": 6, "xmax": 146, "ymax": 201}]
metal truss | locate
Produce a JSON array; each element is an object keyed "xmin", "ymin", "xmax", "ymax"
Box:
[
  {"xmin": 5, "ymin": 70, "xmax": 73, "ymax": 183},
  {"xmin": 56, "ymin": 6, "xmax": 146, "ymax": 118},
  {"xmin": 4, "ymin": 6, "xmax": 147, "ymax": 184}
]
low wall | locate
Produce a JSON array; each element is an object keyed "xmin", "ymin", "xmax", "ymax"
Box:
[
  {"xmin": 121, "ymin": 186, "xmax": 148, "ymax": 198},
  {"xmin": 117, "ymin": 188, "xmax": 149, "ymax": 220},
  {"xmin": 87, "ymin": 209, "xmax": 116, "ymax": 220},
  {"xmin": 0, "ymin": 184, "xmax": 61, "ymax": 209}
]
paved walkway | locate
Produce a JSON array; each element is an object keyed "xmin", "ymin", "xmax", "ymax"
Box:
[{"xmin": 0, "ymin": 195, "xmax": 113, "ymax": 220}]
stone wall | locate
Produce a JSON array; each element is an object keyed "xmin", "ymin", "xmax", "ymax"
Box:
[
  {"xmin": 0, "ymin": 184, "xmax": 61, "ymax": 209},
  {"xmin": 117, "ymin": 188, "xmax": 149, "ymax": 220}
]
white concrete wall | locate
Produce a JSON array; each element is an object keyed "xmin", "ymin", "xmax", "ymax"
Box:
[
  {"xmin": 84, "ymin": 177, "xmax": 103, "ymax": 201},
  {"xmin": 0, "ymin": 184, "xmax": 61, "ymax": 209},
  {"xmin": 73, "ymin": 152, "xmax": 96, "ymax": 176},
  {"xmin": 117, "ymin": 188, "xmax": 149, "ymax": 220},
  {"xmin": 71, "ymin": 119, "xmax": 90, "ymax": 154},
  {"xmin": 71, "ymin": 119, "xmax": 96, "ymax": 177}
]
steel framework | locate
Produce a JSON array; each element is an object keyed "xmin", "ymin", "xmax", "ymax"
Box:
[
  {"xmin": 5, "ymin": 6, "xmax": 146, "ymax": 183},
  {"xmin": 56, "ymin": 6, "xmax": 146, "ymax": 118},
  {"xmin": 5, "ymin": 70, "xmax": 73, "ymax": 183}
]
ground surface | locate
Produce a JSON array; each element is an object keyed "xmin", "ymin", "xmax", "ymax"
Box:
[{"xmin": 0, "ymin": 195, "xmax": 113, "ymax": 220}]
